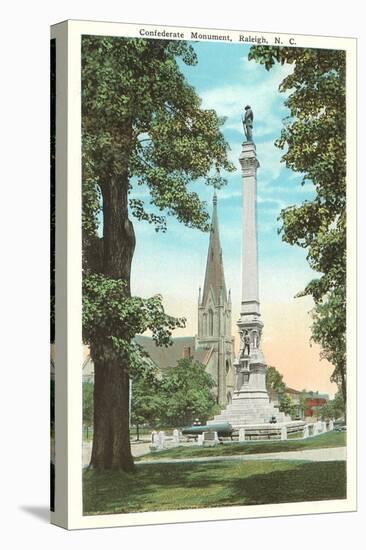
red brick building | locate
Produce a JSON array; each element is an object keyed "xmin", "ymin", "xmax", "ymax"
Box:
[{"xmin": 304, "ymin": 392, "xmax": 329, "ymax": 418}]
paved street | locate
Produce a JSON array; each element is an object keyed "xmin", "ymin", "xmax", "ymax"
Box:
[
  {"xmin": 82, "ymin": 439, "xmax": 153, "ymax": 467},
  {"xmin": 82, "ymin": 441, "xmax": 346, "ymax": 468},
  {"xmin": 136, "ymin": 446, "xmax": 346, "ymax": 465}
]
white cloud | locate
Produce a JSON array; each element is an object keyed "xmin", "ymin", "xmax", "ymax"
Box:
[
  {"xmin": 256, "ymin": 140, "xmax": 285, "ymax": 182},
  {"xmin": 201, "ymin": 60, "xmax": 292, "ymax": 143},
  {"xmin": 227, "ymin": 141, "xmax": 244, "ymax": 166},
  {"xmin": 257, "ymin": 195, "xmax": 286, "ymax": 208},
  {"xmin": 217, "ymin": 188, "xmax": 242, "ymax": 200}
]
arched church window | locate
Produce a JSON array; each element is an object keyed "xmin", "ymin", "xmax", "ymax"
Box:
[
  {"xmin": 226, "ymin": 359, "xmax": 230, "ymax": 374},
  {"xmin": 208, "ymin": 309, "xmax": 214, "ymax": 336}
]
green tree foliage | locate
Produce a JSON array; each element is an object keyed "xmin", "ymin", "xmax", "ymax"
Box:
[
  {"xmin": 160, "ymin": 359, "xmax": 218, "ymax": 427},
  {"xmin": 332, "ymin": 390, "xmax": 346, "ymax": 419},
  {"xmin": 266, "ymin": 367, "xmax": 300, "ymax": 418},
  {"xmin": 319, "ymin": 390, "xmax": 345, "ymax": 421},
  {"xmin": 82, "ymin": 36, "xmax": 234, "ymax": 471},
  {"xmin": 83, "ymin": 275, "xmax": 185, "ymax": 373},
  {"xmin": 83, "ymin": 381, "xmax": 94, "ymax": 433},
  {"xmin": 131, "ymin": 359, "xmax": 219, "ymax": 432},
  {"xmin": 278, "ymin": 392, "xmax": 297, "ymax": 418},
  {"xmin": 249, "ymin": 46, "xmax": 346, "ymax": 405},
  {"xmin": 311, "ymin": 289, "xmax": 346, "ymax": 410},
  {"xmin": 82, "ymin": 37, "xmax": 234, "ymax": 252},
  {"xmin": 319, "ymin": 400, "xmax": 335, "ymax": 421},
  {"xmin": 131, "ymin": 374, "xmax": 164, "ymax": 439},
  {"xmin": 299, "ymin": 392, "xmax": 308, "ymax": 418},
  {"xmin": 266, "ymin": 365, "xmax": 286, "ymax": 398}
]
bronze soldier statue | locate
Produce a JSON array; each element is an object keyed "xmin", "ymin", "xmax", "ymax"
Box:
[
  {"xmin": 240, "ymin": 330, "xmax": 251, "ymax": 356},
  {"xmin": 242, "ymin": 105, "xmax": 253, "ymax": 141}
]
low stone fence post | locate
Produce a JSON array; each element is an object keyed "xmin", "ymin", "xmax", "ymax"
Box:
[
  {"xmin": 202, "ymin": 431, "xmax": 219, "ymax": 446},
  {"xmin": 158, "ymin": 431, "xmax": 165, "ymax": 449},
  {"xmin": 303, "ymin": 425, "xmax": 309, "ymax": 439},
  {"xmin": 329, "ymin": 420, "xmax": 334, "ymax": 431},
  {"xmin": 280, "ymin": 425, "xmax": 287, "ymax": 441},
  {"xmin": 173, "ymin": 429, "xmax": 180, "ymax": 445},
  {"xmin": 239, "ymin": 428, "xmax": 246, "ymax": 442},
  {"xmin": 150, "ymin": 430, "xmax": 161, "ymax": 452}
]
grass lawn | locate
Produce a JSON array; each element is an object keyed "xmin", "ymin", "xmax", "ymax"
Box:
[
  {"xmin": 83, "ymin": 459, "xmax": 346, "ymax": 515},
  {"xmin": 136, "ymin": 431, "xmax": 346, "ymax": 462}
]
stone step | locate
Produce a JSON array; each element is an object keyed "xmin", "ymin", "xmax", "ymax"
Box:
[
  {"xmin": 230, "ymin": 402, "xmax": 277, "ymax": 405},
  {"xmin": 220, "ymin": 405, "xmax": 276, "ymax": 411},
  {"xmin": 212, "ymin": 411, "xmax": 286, "ymax": 419},
  {"xmin": 214, "ymin": 408, "xmax": 285, "ymax": 415},
  {"xmin": 218, "ymin": 403, "xmax": 283, "ymax": 411},
  {"xmin": 216, "ymin": 413, "xmax": 287, "ymax": 418},
  {"xmin": 222, "ymin": 410, "xmax": 284, "ymax": 416},
  {"xmin": 223, "ymin": 401, "xmax": 277, "ymax": 408},
  {"xmin": 210, "ymin": 417, "xmax": 287, "ymax": 424},
  {"xmin": 209, "ymin": 413, "xmax": 292, "ymax": 424},
  {"xmin": 207, "ymin": 395, "xmax": 292, "ymax": 427}
]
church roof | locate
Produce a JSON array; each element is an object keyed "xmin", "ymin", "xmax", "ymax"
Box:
[
  {"xmin": 78, "ymin": 338, "xmax": 211, "ymax": 380},
  {"xmin": 201, "ymin": 193, "xmax": 227, "ymax": 306},
  {"xmin": 134, "ymin": 335, "xmax": 209, "ymax": 371}
]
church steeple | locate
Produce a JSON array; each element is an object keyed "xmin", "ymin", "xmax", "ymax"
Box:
[
  {"xmin": 196, "ymin": 191, "xmax": 234, "ymax": 407},
  {"xmin": 201, "ymin": 192, "xmax": 227, "ymax": 307}
]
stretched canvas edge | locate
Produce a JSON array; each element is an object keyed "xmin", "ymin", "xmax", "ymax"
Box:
[{"xmin": 51, "ymin": 19, "xmax": 357, "ymax": 530}]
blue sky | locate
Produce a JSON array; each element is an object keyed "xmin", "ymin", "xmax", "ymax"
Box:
[
  {"xmin": 131, "ymin": 41, "xmax": 317, "ymax": 305},
  {"xmin": 128, "ymin": 40, "xmax": 334, "ymax": 394}
]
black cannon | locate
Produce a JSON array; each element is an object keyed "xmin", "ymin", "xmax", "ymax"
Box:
[{"xmin": 181, "ymin": 422, "xmax": 233, "ymax": 438}]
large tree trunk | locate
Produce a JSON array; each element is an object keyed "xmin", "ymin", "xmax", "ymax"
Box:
[
  {"xmin": 90, "ymin": 357, "xmax": 134, "ymax": 470},
  {"xmin": 89, "ymin": 158, "xmax": 136, "ymax": 471}
]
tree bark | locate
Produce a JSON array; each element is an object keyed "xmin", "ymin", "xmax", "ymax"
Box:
[
  {"xmin": 90, "ymin": 357, "xmax": 134, "ymax": 470},
  {"xmin": 89, "ymin": 147, "xmax": 136, "ymax": 471}
]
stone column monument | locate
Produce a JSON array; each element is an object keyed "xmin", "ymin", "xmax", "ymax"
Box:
[
  {"xmin": 208, "ymin": 108, "xmax": 304, "ymax": 432},
  {"xmin": 234, "ymin": 138, "xmax": 268, "ymax": 402}
]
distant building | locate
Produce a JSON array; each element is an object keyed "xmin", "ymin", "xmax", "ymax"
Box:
[
  {"xmin": 268, "ymin": 385, "xmax": 329, "ymax": 420},
  {"xmin": 303, "ymin": 391, "xmax": 329, "ymax": 418}
]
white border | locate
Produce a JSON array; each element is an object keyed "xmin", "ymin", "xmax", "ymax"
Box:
[{"xmin": 51, "ymin": 19, "xmax": 357, "ymax": 530}]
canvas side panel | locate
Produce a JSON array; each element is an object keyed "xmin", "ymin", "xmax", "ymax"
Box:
[
  {"xmin": 50, "ymin": 21, "xmax": 69, "ymax": 530},
  {"xmin": 345, "ymin": 38, "xmax": 358, "ymax": 511},
  {"xmin": 50, "ymin": 36, "xmax": 56, "ymax": 515}
]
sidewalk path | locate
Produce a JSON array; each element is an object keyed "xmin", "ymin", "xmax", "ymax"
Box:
[
  {"xmin": 136, "ymin": 446, "xmax": 346, "ymax": 465},
  {"xmin": 83, "ymin": 439, "xmax": 152, "ymax": 467}
]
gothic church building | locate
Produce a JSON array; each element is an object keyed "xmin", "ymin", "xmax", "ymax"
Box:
[{"xmin": 81, "ymin": 193, "xmax": 235, "ymax": 406}]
